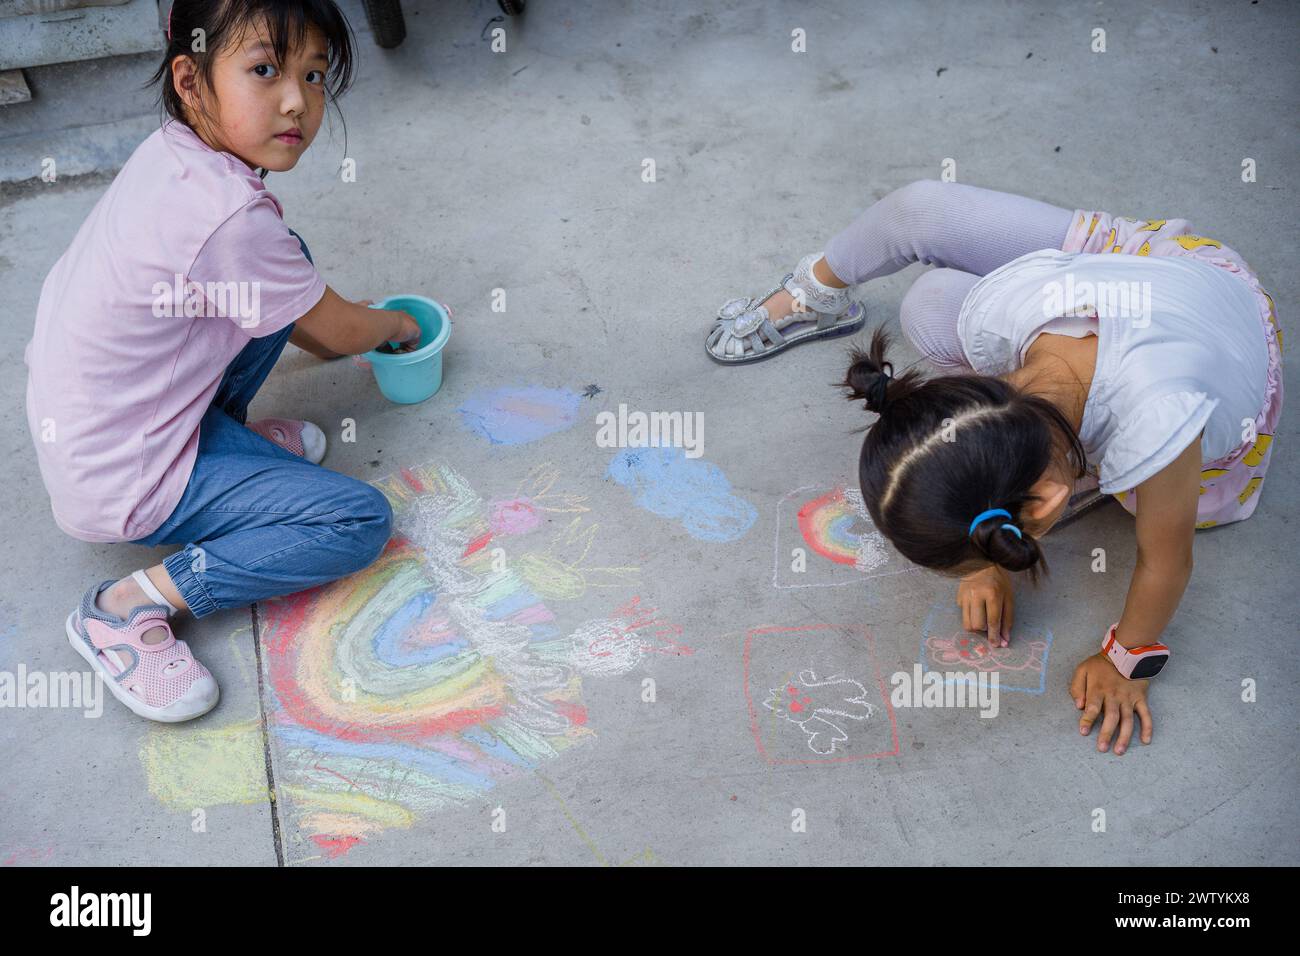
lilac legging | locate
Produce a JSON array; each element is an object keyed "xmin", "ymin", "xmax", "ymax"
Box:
[{"xmin": 822, "ymin": 180, "xmax": 1075, "ymax": 371}]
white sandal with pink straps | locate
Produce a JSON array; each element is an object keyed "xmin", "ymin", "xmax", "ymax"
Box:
[{"xmin": 66, "ymin": 579, "xmax": 219, "ymax": 723}]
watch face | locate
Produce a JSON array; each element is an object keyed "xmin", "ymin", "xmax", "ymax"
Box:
[{"xmin": 1131, "ymin": 654, "xmax": 1168, "ymax": 679}]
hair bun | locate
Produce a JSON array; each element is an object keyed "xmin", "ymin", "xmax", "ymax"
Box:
[
  {"xmin": 865, "ymin": 366, "xmax": 893, "ymax": 413},
  {"xmin": 971, "ymin": 521, "xmax": 1043, "ymax": 574},
  {"xmin": 844, "ymin": 355, "xmax": 894, "ymax": 414},
  {"xmin": 841, "ymin": 325, "xmax": 923, "ymax": 418}
]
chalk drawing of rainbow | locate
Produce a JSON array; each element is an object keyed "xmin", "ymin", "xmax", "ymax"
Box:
[
  {"xmin": 797, "ymin": 487, "xmax": 870, "ymax": 565},
  {"xmin": 773, "ymin": 484, "xmax": 919, "ymax": 589},
  {"xmin": 141, "ymin": 462, "xmax": 688, "ymax": 862}
]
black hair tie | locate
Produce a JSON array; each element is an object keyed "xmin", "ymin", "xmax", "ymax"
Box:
[{"xmin": 868, "ymin": 363, "xmax": 894, "ymax": 412}]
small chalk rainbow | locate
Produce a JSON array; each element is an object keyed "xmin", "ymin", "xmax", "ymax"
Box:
[{"xmin": 797, "ymin": 488, "xmax": 862, "ymax": 565}]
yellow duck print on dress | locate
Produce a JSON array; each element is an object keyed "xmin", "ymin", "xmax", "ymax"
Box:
[
  {"xmin": 1171, "ymin": 235, "xmax": 1223, "ymax": 251},
  {"xmin": 1241, "ymin": 433, "xmax": 1273, "ymax": 467},
  {"xmin": 1263, "ymin": 291, "xmax": 1283, "ymax": 354},
  {"xmin": 1199, "ymin": 467, "xmax": 1230, "ymax": 495},
  {"xmin": 1237, "ymin": 476, "xmax": 1263, "ymax": 505},
  {"xmin": 1130, "ymin": 220, "xmax": 1164, "ymax": 254}
]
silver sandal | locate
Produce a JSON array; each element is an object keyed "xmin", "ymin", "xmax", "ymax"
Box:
[{"xmin": 706, "ymin": 253, "xmax": 866, "ymax": 364}]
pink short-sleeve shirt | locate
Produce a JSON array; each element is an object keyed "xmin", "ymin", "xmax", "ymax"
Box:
[{"xmin": 23, "ymin": 119, "xmax": 326, "ymax": 543}]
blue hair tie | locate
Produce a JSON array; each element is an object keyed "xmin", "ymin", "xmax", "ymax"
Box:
[{"xmin": 968, "ymin": 508, "xmax": 1022, "ymax": 540}]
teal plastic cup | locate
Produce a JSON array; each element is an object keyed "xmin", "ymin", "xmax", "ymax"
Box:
[{"xmin": 364, "ymin": 295, "xmax": 451, "ymax": 404}]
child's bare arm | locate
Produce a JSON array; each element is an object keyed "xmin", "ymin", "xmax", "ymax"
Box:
[
  {"xmin": 1117, "ymin": 432, "xmax": 1202, "ymax": 645},
  {"xmin": 1067, "ymin": 432, "xmax": 1202, "ymax": 756},
  {"xmin": 294, "ymin": 286, "xmax": 420, "ymax": 356},
  {"xmin": 289, "ymin": 323, "xmax": 344, "ymax": 359}
]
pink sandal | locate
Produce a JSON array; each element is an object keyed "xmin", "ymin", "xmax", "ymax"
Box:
[
  {"xmin": 246, "ymin": 417, "xmax": 327, "ymax": 464},
  {"xmin": 66, "ymin": 579, "xmax": 219, "ymax": 723}
]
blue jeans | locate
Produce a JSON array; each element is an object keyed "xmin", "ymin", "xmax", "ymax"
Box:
[{"xmin": 128, "ymin": 229, "xmax": 393, "ymax": 619}]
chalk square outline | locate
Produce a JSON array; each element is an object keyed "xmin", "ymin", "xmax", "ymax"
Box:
[
  {"xmin": 918, "ymin": 603, "xmax": 1055, "ymax": 695},
  {"xmin": 771, "ymin": 484, "xmax": 920, "ymax": 589},
  {"xmin": 743, "ymin": 624, "xmax": 901, "ymax": 764}
]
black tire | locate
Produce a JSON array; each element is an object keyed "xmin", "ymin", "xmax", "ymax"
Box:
[
  {"xmin": 498, "ymin": 0, "xmax": 526, "ymax": 15},
  {"xmin": 363, "ymin": 0, "xmax": 407, "ymax": 49}
]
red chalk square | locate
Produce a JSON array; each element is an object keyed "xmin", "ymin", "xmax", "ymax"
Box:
[{"xmin": 743, "ymin": 624, "xmax": 900, "ymax": 764}]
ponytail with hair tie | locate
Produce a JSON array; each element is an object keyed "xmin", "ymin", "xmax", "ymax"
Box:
[
  {"xmin": 840, "ymin": 322, "xmax": 1081, "ymax": 585},
  {"xmin": 841, "ymin": 326, "xmax": 922, "ymax": 418},
  {"xmin": 865, "ymin": 363, "xmax": 893, "ymax": 414}
]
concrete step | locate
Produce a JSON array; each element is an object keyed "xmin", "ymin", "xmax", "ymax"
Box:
[
  {"xmin": 0, "ymin": 44, "xmax": 161, "ymax": 184},
  {"xmin": 0, "ymin": 69, "xmax": 33, "ymax": 105},
  {"xmin": 0, "ymin": 0, "xmax": 164, "ymax": 71},
  {"xmin": 0, "ymin": 110, "xmax": 156, "ymax": 183}
]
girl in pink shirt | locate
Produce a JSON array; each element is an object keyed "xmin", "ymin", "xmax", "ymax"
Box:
[{"xmin": 25, "ymin": 0, "xmax": 420, "ymax": 723}]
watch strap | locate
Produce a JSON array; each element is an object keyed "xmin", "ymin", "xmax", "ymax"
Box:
[{"xmin": 1102, "ymin": 622, "xmax": 1170, "ymax": 679}]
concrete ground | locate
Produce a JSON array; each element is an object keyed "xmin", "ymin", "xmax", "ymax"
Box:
[{"xmin": 1, "ymin": 0, "xmax": 1297, "ymax": 866}]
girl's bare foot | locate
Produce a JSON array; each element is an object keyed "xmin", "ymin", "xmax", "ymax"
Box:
[
  {"xmin": 761, "ymin": 257, "xmax": 850, "ymax": 325},
  {"xmin": 813, "ymin": 256, "xmax": 850, "ymax": 289},
  {"xmin": 762, "ymin": 288, "xmax": 797, "ymax": 323},
  {"xmin": 96, "ymin": 578, "xmax": 169, "ymax": 644}
]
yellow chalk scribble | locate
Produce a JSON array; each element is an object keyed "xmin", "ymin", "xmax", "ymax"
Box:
[{"xmin": 140, "ymin": 719, "xmax": 266, "ymax": 809}]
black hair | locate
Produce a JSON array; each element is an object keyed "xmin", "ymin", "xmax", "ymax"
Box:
[
  {"xmin": 144, "ymin": 0, "xmax": 356, "ymax": 178},
  {"xmin": 840, "ymin": 324, "xmax": 1088, "ymax": 585}
]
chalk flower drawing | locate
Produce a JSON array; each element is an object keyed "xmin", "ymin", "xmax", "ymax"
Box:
[
  {"xmin": 568, "ymin": 596, "xmax": 691, "ymax": 677},
  {"xmin": 141, "ymin": 462, "xmax": 688, "ymax": 861},
  {"xmin": 517, "ymin": 517, "xmax": 640, "ymax": 601},
  {"xmin": 483, "ymin": 463, "xmax": 638, "ymax": 600},
  {"xmin": 488, "ymin": 461, "xmax": 590, "ymax": 537},
  {"xmin": 761, "ymin": 670, "xmax": 876, "ymax": 756}
]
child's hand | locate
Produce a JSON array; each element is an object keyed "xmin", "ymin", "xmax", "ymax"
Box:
[
  {"xmin": 1069, "ymin": 652, "xmax": 1153, "ymax": 755},
  {"xmin": 392, "ymin": 311, "xmax": 422, "ymax": 345},
  {"xmin": 956, "ymin": 565, "xmax": 1014, "ymax": 648},
  {"xmin": 356, "ymin": 298, "xmax": 420, "ymax": 351}
]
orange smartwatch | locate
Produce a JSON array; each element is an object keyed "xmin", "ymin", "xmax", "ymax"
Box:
[{"xmin": 1102, "ymin": 622, "xmax": 1170, "ymax": 679}]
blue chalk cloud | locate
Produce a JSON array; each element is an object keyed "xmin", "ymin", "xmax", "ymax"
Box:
[
  {"xmin": 607, "ymin": 447, "xmax": 757, "ymax": 543},
  {"xmin": 457, "ymin": 386, "xmax": 582, "ymax": 446}
]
